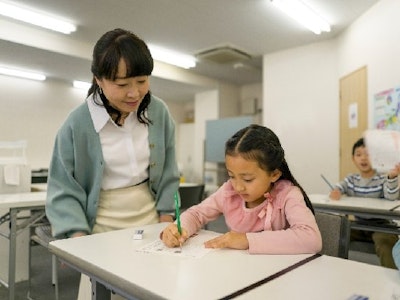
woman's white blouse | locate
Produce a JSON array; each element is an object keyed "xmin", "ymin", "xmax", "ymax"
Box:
[{"xmin": 87, "ymin": 97, "xmax": 149, "ymax": 190}]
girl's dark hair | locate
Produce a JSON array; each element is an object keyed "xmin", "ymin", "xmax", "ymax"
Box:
[
  {"xmin": 87, "ymin": 28, "xmax": 153, "ymax": 125},
  {"xmin": 225, "ymin": 124, "xmax": 314, "ymax": 214}
]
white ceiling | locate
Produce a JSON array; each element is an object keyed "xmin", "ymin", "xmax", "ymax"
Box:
[{"xmin": 0, "ymin": 0, "xmax": 379, "ymax": 102}]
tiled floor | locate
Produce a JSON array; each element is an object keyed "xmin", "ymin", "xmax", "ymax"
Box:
[
  {"xmin": 349, "ymin": 250, "xmax": 380, "ymax": 266},
  {"xmin": 0, "ymin": 243, "xmax": 80, "ymax": 300}
]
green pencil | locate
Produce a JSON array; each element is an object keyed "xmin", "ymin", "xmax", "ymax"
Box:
[{"xmin": 174, "ymin": 191, "xmax": 182, "ymax": 235}]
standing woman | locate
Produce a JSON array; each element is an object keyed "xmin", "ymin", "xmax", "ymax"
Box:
[{"xmin": 46, "ymin": 28, "xmax": 180, "ymax": 299}]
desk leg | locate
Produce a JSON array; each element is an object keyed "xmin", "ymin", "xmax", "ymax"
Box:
[
  {"xmin": 91, "ymin": 278, "xmax": 111, "ymax": 300},
  {"xmin": 8, "ymin": 208, "xmax": 17, "ymax": 300}
]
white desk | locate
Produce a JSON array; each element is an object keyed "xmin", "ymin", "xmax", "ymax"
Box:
[
  {"xmin": 49, "ymin": 223, "xmax": 316, "ymax": 300},
  {"xmin": 310, "ymin": 194, "xmax": 400, "ymax": 234},
  {"xmin": 0, "ymin": 191, "xmax": 47, "ymax": 300},
  {"xmin": 236, "ymin": 254, "xmax": 400, "ymax": 300}
]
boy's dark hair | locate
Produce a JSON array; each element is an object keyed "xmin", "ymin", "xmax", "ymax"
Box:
[
  {"xmin": 352, "ymin": 138, "xmax": 365, "ymax": 155},
  {"xmin": 225, "ymin": 124, "xmax": 314, "ymax": 214}
]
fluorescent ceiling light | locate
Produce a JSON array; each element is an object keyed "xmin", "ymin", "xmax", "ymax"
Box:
[
  {"xmin": 73, "ymin": 80, "xmax": 91, "ymax": 90},
  {"xmin": 0, "ymin": 66, "xmax": 46, "ymax": 81},
  {"xmin": 148, "ymin": 44, "xmax": 196, "ymax": 69},
  {"xmin": 271, "ymin": 0, "xmax": 331, "ymax": 35},
  {"xmin": 0, "ymin": 0, "xmax": 76, "ymax": 34}
]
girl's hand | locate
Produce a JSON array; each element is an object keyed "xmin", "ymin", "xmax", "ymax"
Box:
[
  {"xmin": 204, "ymin": 231, "xmax": 249, "ymax": 250},
  {"xmin": 388, "ymin": 163, "xmax": 400, "ymax": 179},
  {"xmin": 329, "ymin": 189, "xmax": 342, "ymax": 200},
  {"xmin": 160, "ymin": 223, "xmax": 188, "ymax": 248}
]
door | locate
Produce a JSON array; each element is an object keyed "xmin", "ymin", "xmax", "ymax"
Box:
[{"xmin": 339, "ymin": 66, "xmax": 368, "ymax": 179}]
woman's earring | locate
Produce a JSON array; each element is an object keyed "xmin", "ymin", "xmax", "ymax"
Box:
[{"xmin": 99, "ymin": 87, "xmax": 103, "ymax": 94}]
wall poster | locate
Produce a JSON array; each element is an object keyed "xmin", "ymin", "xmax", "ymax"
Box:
[{"xmin": 374, "ymin": 86, "xmax": 400, "ymax": 130}]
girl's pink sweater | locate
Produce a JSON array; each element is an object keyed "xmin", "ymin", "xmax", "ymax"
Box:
[{"xmin": 180, "ymin": 180, "xmax": 322, "ymax": 254}]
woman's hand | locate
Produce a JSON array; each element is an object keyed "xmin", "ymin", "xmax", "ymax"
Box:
[
  {"xmin": 69, "ymin": 231, "xmax": 87, "ymax": 238},
  {"xmin": 160, "ymin": 223, "xmax": 188, "ymax": 248},
  {"xmin": 204, "ymin": 231, "xmax": 249, "ymax": 250},
  {"xmin": 329, "ymin": 189, "xmax": 342, "ymax": 200},
  {"xmin": 159, "ymin": 214, "xmax": 174, "ymax": 223}
]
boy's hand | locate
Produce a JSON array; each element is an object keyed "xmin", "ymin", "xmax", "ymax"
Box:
[
  {"xmin": 204, "ymin": 231, "xmax": 249, "ymax": 250},
  {"xmin": 388, "ymin": 163, "xmax": 400, "ymax": 179},
  {"xmin": 329, "ymin": 189, "xmax": 342, "ymax": 200},
  {"xmin": 160, "ymin": 223, "xmax": 188, "ymax": 248}
]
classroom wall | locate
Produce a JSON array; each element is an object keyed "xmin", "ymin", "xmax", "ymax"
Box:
[
  {"xmin": 262, "ymin": 0, "xmax": 399, "ymax": 194},
  {"xmin": 0, "ymin": 77, "xmax": 84, "ymax": 169},
  {"xmin": 263, "ymin": 40, "xmax": 338, "ymax": 195},
  {"xmin": 218, "ymin": 82, "xmax": 240, "ymax": 118},
  {"xmin": 336, "ymin": 0, "xmax": 400, "ymax": 128},
  {"xmin": 192, "ymin": 90, "xmax": 219, "ymax": 183}
]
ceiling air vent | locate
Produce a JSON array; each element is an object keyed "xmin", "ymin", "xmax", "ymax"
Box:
[{"xmin": 196, "ymin": 46, "xmax": 251, "ymax": 64}]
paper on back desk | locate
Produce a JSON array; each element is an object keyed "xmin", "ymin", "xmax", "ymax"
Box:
[{"xmin": 364, "ymin": 129, "xmax": 400, "ymax": 173}]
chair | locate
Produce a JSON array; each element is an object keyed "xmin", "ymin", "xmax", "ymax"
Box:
[
  {"xmin": 178, "ymin": 183, "xmax": 205, "ymax": 211},
  {"xmin": 348, "ymin": 220, "xmax": 380, "ymax": 265},
  {"xmin": 315, "ymin": 211, "xmax": 350, "ymax": 258},
  {"xmin": 27, "ymin": 222, "xmax": 59, "ymax": 300}
]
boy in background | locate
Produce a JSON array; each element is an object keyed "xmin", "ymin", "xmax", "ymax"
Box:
[{"xmin": 330, "ymin": 137, "xmax": 400, "ymax": 269}]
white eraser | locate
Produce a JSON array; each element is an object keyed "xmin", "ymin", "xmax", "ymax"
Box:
[{"xmin": 133, "ymin": 229, "xmax": 144, "ymax": 240}]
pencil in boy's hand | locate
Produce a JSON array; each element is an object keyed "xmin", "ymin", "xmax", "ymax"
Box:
[{"xmin": 320, "ymin": 174, "xmax": 335, "ymax": 190}]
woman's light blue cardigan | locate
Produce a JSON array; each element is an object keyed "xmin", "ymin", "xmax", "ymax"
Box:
[{"xmin": 46, "ymin": 94, "xmax": 180, "ymax": 238}]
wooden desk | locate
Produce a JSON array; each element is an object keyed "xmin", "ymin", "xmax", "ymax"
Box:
[
  {"xmin": 237, "ymin": 254, "xmax": 400, "ymax": 300},
  {"xmin": 309, "ymin": 194, "xmax": 400, "ymax": 234},
  {"xmin": 49, "ymin": 223, "xmax": 316, "ymax": 300},
  {"xmin": 0, "ymin": 191, "xmax": 46, "ymax": 300}
]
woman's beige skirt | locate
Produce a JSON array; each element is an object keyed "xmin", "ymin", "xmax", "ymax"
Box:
[{"xmin": 77, "ymin": 182, "xmax": 158, "ymax": 300}]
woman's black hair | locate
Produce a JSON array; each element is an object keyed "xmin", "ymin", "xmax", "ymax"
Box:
[
  {"xmin": 225, "ymin": 124, "xmax": 315, "ymax": 214},
  {"xmin": 87, "ymin": 28, "xmax": 153, "ymax": 125}
]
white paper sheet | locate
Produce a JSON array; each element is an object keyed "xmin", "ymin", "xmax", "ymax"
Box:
[
  {"xmin": 135, "ymin": 231, "xmax": 221, "ymax": 258},
  {"xmin": 364, "ymin": 129, "xmax": 400, "ymax": 173}
]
